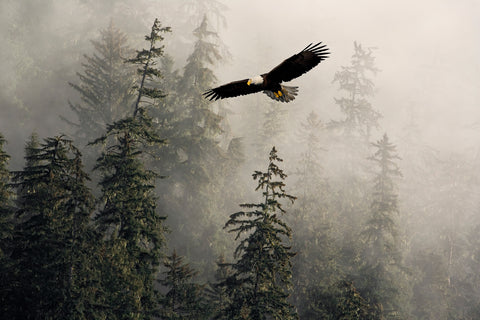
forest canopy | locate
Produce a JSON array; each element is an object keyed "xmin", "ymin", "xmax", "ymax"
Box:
[{"xmin": 1, "ymin": 1, "xmax": 480, "ymax": 319}]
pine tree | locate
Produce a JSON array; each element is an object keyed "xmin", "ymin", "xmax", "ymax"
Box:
[
  {"xmin": 8, "ymin": 135, "xmax": 98, "ymax": 319},
  {"xmin": 158, "ymin": 15, "xmax": 233, "ymax": 272},
  {"xmin": 335, "ymin": 281, "xmax": 372, "ymax": 319},
  {"xmin": 327, "ymin": 43, "xmax": 382, "ymax": 287},
  {"xmin": 329, "ymin": 41, "xmax": 381, "ymax": 143},
  {"xmin": 158, "ymin": 250, "xmax": 210, "ymax": 319},
  {"xmin": 0, "ymin": 134, "xmax": 13, "ymax": 258},
  {"xmin": 0, "ymin": 134, "xmax": 15, "ymax": 316},
  {"xmin": 221, "ymin": 147, "xmax": 298, "ymax": 320},
  {"xmin": 207, "ymin": 255, "xmax": 235, "ymax": 319},
  {"xmin": 357, "ymin": 133, "xmax": 407, "ymax": 319},
  {"xmin": 92, "ymin": 18, "xmax": 169, "ymax": 319},
  {"xmin": 66, "ymin": 22, "xmax": 137, "ymax": 148},
  {"xmin": 289, "ymin": 112, "xmax": 339, "ymax": 317}
]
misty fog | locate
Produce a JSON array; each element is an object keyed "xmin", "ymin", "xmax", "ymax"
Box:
[{"xmin": 1, "ymin": 0, "xmax": 480, "ymax": 319}]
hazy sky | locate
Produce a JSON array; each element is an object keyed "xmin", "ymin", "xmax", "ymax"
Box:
[
  {"xmin": 217, "ymin": 0, "xmax": 480, "ymax": 152},
  {"xmin": 2, "ymin": 0, "xmax": 479, "ymax": 160}
]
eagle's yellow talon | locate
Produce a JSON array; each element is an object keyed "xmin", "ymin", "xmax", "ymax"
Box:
[
  {"xmin": 274, "ymin": 92, "xmax": 279, "ymax": 98},
  {"xmin": 278, "ymin": 91, "xmax": 283, "ymax": 97}
]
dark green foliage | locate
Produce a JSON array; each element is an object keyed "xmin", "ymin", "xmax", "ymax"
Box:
[
  {"xmin": 357, "ymin": 133, "xmax": 408, "ymax": 319},
  {"xmin": 158, "ymin": 250, "xmax": 210, "ymax": 319},
  {"xmin": 221, "ymin": 147, "xmax": 298, "ymax": 320},
  {"xmin": 0, "ymin": 134, "xmax": 14, "ymax": 315},
  {"xmin": 67, "ymin": 22, "xmax": 137, "ymax": 148},
  {"xmin": 92, "ymin": 19, "xmax": 169, "ymax": 319},
  {"xmin": 127, "ymin": 18, "xmax": 171, "ymax": 117},
  {"xmin": 207, "ymin": 255, "xmax": 236, "ymax": 319},
  {"xmin": 304, "ymin": 281, "xmax": 372, "ymax": 320},
  {"xmin": 0, "ymin": 134, "xmax": 13, "ymax": 258},
  {"xmin": 8, "ymin": 135, "xmax": 99, "ymax": 319},
  {"xmin": 152, "ymin": 15, "xmax": 236, "ymax": 274}
]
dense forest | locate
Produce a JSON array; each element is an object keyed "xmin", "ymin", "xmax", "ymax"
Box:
[{"xmin": 1, "ymin": 1, "xmax": 480, "ymax": 319}]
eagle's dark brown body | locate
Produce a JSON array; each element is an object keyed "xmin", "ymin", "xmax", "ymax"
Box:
[{"xmin": 203, "ymin": 42, "xmax": 329, "ymax": 103}]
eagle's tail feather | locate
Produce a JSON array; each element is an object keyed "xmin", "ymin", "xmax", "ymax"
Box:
[
  {"xmin": 263, "ymin": 85, "xmax": 298, "ymax": 103},
  {"xmin": 281, "ymin": 85, "xmax": 298, "ymax": 102}
]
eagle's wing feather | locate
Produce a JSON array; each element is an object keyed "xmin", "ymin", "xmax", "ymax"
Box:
[
  {"xmin": 266, "ymin": 42, "xmax": 329, "ymax": 83},
  {"xmin": 203, "ymin": 79, "xmax": 262, "ymax": 101}
]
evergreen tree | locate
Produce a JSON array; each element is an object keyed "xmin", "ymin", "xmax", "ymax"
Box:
[
  {"xmin": 8, "ymin": 135, "xmax": 99, "ymax": 319},
  {"xmin": 207, "ymin": 255, "xmax": 235, "ymax": 319},
  {"xmin": 158, "ymin": 15, "xmax": 233, "ymax": 271},
  {"xmin": 0, "ymin": 134, "xmax": 13, "ymax": 258},
  {"xmin": 66, "ymin": 22, "xmax": 137, "ymax": 148},
  {"xmin": 221, "ymin": 147, "xmax": 298, "ymax": 320},
  {"xmin": 327, "ymin": 42, "xmax": 382, "ymax": 289},
  {"xmin": 357, "ymin": 133, "xmax": 407, "ymax": 319},
  {"xmin": 329, "ymin": 41, "xmax": 381, "ymax": 143},
  {"xmin": 0, "ymin": 134, "xmax": 14, "ymax": 315},
  {"xmin": 92, "ymin": 18, "xmax": 169, "ymax": 319},
  {"xmin": 303, "ymin": 280, "xmax": 372, "ymax": 320},
  {"xmin": 158, "ymin": 250, "xmax": 210, "ymax": 319}
]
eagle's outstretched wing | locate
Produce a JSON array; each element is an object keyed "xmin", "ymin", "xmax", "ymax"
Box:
[
  {"xmin": 266, "ymin": 42, "xmax": 329, "ymax": 83},
  {"xmin": 203, "ymin": 78, "xmax": 263, "ymax": 101}
]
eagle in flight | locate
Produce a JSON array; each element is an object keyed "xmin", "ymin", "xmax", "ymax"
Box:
[{"xmin": 203, "ymin": 42, "xmax": 329, "ymax": 103}]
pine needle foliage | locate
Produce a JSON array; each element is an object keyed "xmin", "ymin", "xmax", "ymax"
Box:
[
  {"xmin": 358, "ymin": 133, "xmax": 407, "ymax": 319},
  {"xmin": 158, "ymin": 250, "xmax": 210, "ymax": 319},
  {"xmin": 91, "ymin": 18, "xmax": 169, "ymax": 319},
  {"xmin": 0, "ymin": 134, "xmax": 14, "ymax": 316},
  {"xmin": 9, "ymin": 135, "xmax": 98, "ymax": 319},
  {"xmin": 127, "ymin": 18, "xmax": 171, "ymax": 117},
  {"xmin": 67, "ymin": 22, "xmax": 137, "ymax": 147},
  {"xmin": 222, "ymin": 147, "xmax": 298, "ymax": 320},
  {"xmin": 0, "ymin": 134, "xmax": 13, "ymax": 259}
]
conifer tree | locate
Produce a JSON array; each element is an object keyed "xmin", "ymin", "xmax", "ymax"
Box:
[
  {"xmin": 221, "ymin": 147, "xmax": 298, "ymax": 320},
  {"xmin": 0, "ymin": 134, "xmax": 13, "ymax": 258},
  {"xmin": 329, "ymin": 41, "xmax": 381, "ymax": 143},
  {"xmin": 289, "ymin": 112, "xmax": 339, "ymax": 317},
  {"xmin": 158, "ymin": 250, "xmax": 210, "ymax": 319},
  {"xmin": 8, "ymin": 135, "xmax": 98, "ymax": 319},
  {"xmin": 208, "ymin": 255, "xmax": 235, "ymax": 319},
  {"xmin": 327, "ymin": 43, "xmax": 382, "ymax": 286},
  {"xmin": 357, "ymin": 133, "xmax": 408, "ymax": 319},
  {"xmin": 92, "ymin": 18, "xmax": 169, "ymax": 319},
  {"xmin": 0, "ymin": 134, "xmax": 14, "ymax": 315},
  {"xmin": 160, "ymin": 15, "xmax": 233, "ymax": 271},
  {"xmin": 67, "ymin": 22, "xmax": 137, "ymax": 148}
]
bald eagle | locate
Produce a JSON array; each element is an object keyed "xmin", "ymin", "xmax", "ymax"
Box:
[{"xmin": 203, "ymin": 42, "xmax": 329, "ymax": 103}]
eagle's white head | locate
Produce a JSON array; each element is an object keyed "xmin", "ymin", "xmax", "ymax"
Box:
[{"xmin": 247, "ymin": 75, "xmax": 263, "ymax": 86}]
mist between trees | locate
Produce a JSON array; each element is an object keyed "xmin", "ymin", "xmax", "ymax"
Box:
[{"xmin": 1, "ymin": 1, "xmax": 480, "ymax": 319}]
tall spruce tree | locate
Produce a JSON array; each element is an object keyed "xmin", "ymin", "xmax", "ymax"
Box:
[
  {"xmin": 0, "ymin": 134, "xmax": 13, "ymax": 258},
  {"xmin": 329, "ymin": 41, "xmax": 381, "ymax": 143},
  {"xmin": 0, "ymin": 134, "xmax": 14, "ymax": 315},
  {"xmin": 158, "ymin": 250, "xmax": 210, "ymax": 319},
  {"xmin": 357, "ymin": 133, "xmax": 408, "ymax": 319},
  {"xmin": 92, "ymin": 18, "xmax": 169, "ymax": 319},
  {"xmin": 208, "ymin": 255, "xmax": 235, "ymax": 319},
  {"xmin": 327, "ymin": 42, "xmax": 382, "ymax": 286},
  {"xmin": 161, "ymin": 15, "xmax": 232, "ymax": 271},
  {"xmin": 65, "ymin": 22, "xmax": 137, "ymax": 164},
  {"xmin": 221, "ymin": 147, "xmax": 298, "ymax": 320},
  {"xmin": 289, "ymin": 112, "xmax": 339, "ymax": 317},
  {"xmin": 8, "ymin": 135, "xmax": 98, "ymax": 319}
]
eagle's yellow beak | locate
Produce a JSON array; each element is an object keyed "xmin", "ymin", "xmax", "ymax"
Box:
[{"xmin": 247, "ymin": 80, "xmax": 251, "ymax": 86}]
